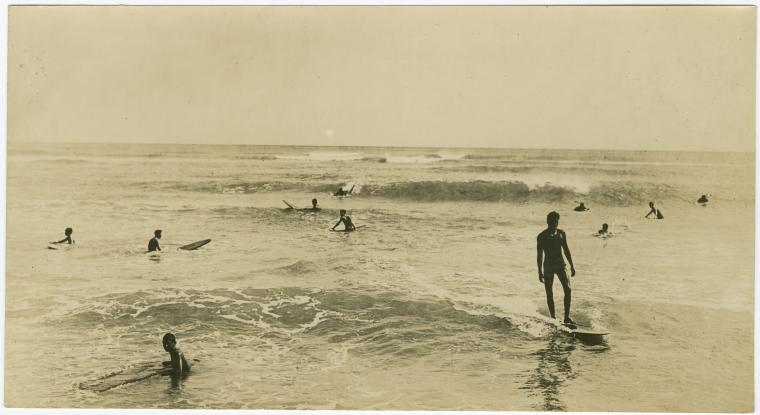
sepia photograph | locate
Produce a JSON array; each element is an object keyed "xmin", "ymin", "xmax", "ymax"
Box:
[{"xmin": 4, "ymin": 4, "xmax": 756, "ymax": 412}]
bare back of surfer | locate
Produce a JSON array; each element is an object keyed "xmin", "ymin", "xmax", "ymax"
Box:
[{"xmin": 536, "ymin": 211, "xmax": 576, "ymax": 326}]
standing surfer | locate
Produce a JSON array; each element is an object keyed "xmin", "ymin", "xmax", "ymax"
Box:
[
  {"xmin": 148, "ymin": 229, "xmax": 162, "ymax": 252},
  {"xmin": 536, "ymin": 211, "xmax": 576, "ymax": 326}
]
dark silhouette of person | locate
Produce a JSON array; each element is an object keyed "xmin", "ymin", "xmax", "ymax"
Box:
[
  {"xmin": 148, "ymin": 229, "xmax": 162, "ymax": 252},
  {"xmin": 645, "ymin": 202, "xmax": 664, "ymax": 219},
  {"xmin": 331, "ymin": 209, "xmax": 356, "ymax": 232},
  {"xmin": 51, "ymin": 227, "xmax": 74, "ymax": 244},
  {"xmin": 537, "ymin": 211, "xmax": 576, "ymax": 326}
]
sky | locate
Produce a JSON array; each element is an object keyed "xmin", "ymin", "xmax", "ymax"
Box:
[{"xmin": 6, "ymin": 5, "xmax": 756, "ymax": 151}]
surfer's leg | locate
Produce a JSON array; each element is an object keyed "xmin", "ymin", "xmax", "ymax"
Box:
[
  {"xmin": 543, "ymin": 271, "xmax": 556, "ymax": 319},
  {"xmin": 557, "ymin": 268, "xmax": 572, "ymax": 322}
]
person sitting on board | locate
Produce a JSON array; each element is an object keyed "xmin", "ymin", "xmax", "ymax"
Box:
[
  {"xmin": 645, "ymin": 202, "xmax": 661, "ymax": 219},
  {"xmin": 148, "ymin": 229, "xmax": 162, "ymax": 252},
  {"xmin": 537, "ymin": 211, "xmax": 577, "ymax": 326},
  {"xmin": 331, "ymin": 209, "xmax": 356, "ymax": 232},
  {"xmin": 597, "ymin": 223, "xmax": 609, "ymax": 235},
  {"xmin": 50, "ymin": 227, "xmax": 74, "ymax": 245},
  {"xmin": 334, "ymin": 185, "xmax": 355, "ymax": 197},
  {"xmin": 697, "ymin": 194, "xmax": 709, "ymax": 204},
  {"xmin": 573, "ymin": 202, "xmax": 589, "ymax": 212},
  {"xmin": 162, "ymin": 333, "xmax": 190, "ymax": 378}
]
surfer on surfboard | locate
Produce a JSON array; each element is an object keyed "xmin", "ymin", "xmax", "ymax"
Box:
[
  {"xmin": 334, "ymin": 185, "xmax": 355, "ymax": 197},
  {"xmin": 162, "ymin": 333, "xmax": 190, "ymax": 378},
  {"xmin": 331, "ymin": 209, "xmax": 356, "ymax": 232},
  {"xmin": 50, "ymin": 227, "xmax": 74, "ymax": 245},
  {"xmin": 573, "ymin": 202, "xmax": 589, "ymax": 212},
  {"xmin": 537, "ymin": 211, "xmax": 577, "ymax": 326},
  {"xmin": 148, "ymin": 230, "xmax": 162, "ymax": 252}
]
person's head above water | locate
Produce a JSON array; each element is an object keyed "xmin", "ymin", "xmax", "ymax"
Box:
[
  {"xmin": 154, "ymin": 229, "xmax": 162, "ymax": 238},
  {"xmin": 579, "ymin": 202, "xmax": 585, "ymax": 207},
  {"xmin": 546, "ymin": 211, "xmax": 560, "ymax": 228},
  {"xmin": 312, "ymin": 198, "xmax": 318, "ymax": 207},
  {"xmin": 65, "ymin": 227, "xmax": 73, "ymax": 236},
  {"xmin": 162, "ymin": 333, "xmax": 177, "ymax": 351}
]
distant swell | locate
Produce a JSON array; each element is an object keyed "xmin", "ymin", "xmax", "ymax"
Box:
[
  {"xmin": 358, "ymin": 180, "xmax": 576, "ymax": 202},
  {"xmin": 357, "ymin": 180, "xmax": 683, "ymax": 205}
]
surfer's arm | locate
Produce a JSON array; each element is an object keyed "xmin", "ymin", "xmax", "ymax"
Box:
[
  {"xmin": 331, "ymin": 218, "xmax": 343, "ymax": 230},
  {"xmin": 561, "ymin": 233, "xmax": 575, "ymax": 275},
  {"xmin": 536, "ymin": 238, "xmax": 544, "ymax": 281}
]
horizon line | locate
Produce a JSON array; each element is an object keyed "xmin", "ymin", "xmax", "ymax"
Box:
[{"xmin": 8, "ymin": 140, "xmax": 755, "ymax": 154}]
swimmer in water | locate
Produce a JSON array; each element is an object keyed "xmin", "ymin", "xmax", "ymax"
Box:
[
  {"xmin": 331, "ymin": 209, "xmax": 356, "ymax": 232},
  {"xmin": 697, "ymin": 194, "xmax": 709, "ymax": 204},
  {"xmin": 303, "ymin": 198, "xmax": 321, "ymax": 212},
  {"xmin": 574, "ymin": 202, "xmax": 589, "ymax": 212},
  {"xmin": 598, "ymin": 223, "xmax": 609, "ymax": 235},
  {"xmin": 50, "ymin": 227, "xmax": 74, "ymax": 245},
  {"xmin": 536, "ymin": 211, "xmax": 577, "ymax": 326},
  {"xmin": 162, "ymin": 333, "xmax": 191, "ymax": 378},
  {"xmin": 148, "ymin": 229, "xmax": 162, "ymax": 252},
  {"xmin": 645, "ymin": 202, "xmax": 663, "ymax": 219}
]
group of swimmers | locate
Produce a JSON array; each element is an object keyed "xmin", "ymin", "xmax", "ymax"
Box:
[
  {"xmin": 544, "ymin": 194, "xmax": 708, "ymax": 326},
  {"xmin": 48, "ymin": 192, "xmax": 712, "ymax": 377}
]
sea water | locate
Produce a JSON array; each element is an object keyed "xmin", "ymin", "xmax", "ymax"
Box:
[{"xmin": 5, "ymin": 143, "xmax": 754, "ymax": 411}]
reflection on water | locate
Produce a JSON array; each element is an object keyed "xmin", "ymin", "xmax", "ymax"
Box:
[
  {"xmin": 523, "ymin": 333, "xmax": 576, "ymax": 411},
  {"xmin": 524, "ymin": 332, "xmax": 610, "ymax": 411}
]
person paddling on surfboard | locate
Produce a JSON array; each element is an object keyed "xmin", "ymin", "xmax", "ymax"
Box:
[
  {"xmin": 537, "ymin": 211, "xmax": 577, "ymax": 327},
  {"xmin": 162, "ymin": 333, "xmax": 190, "ymax": 378},
  {"xmin": 334, "ymin": 185, "xmax": 355, "ymax": 197},
  {"xmin": 148, "ymin": 230, "xmax": 162, "ymax": 252},
  {"xmin": 697, "ymin": 194, "xmax": 709, "ymax": 204},
  {"xmin": 331, "ymin": 209, "xmax": 356, "ymax": 232},
  {"xmin": 50, "ymin": 227, "xmax": 74, "ymax": 245},
  {"xmin": 573, "ymin": 202, "xmax": 589, "ymax": 212}
]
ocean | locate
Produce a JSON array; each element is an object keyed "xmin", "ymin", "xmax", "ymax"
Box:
[{"xmin": 4, "ymin": 142, "xmax": 755, "ymax": 411}]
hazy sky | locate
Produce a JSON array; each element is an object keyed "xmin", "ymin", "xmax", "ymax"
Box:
[{"xmin": 7, "ymin": 6, "xmax": 756, "ymax": 151}]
